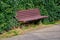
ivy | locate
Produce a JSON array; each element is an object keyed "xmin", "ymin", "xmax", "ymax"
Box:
[{"xmin": 0, "ymin": 0, "xmax": 60, "ymax": 33}]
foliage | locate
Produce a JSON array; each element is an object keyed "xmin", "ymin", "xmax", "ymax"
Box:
[{"xmin": 0, "ymin": 0, "xmax": 60, "ymax": 33}]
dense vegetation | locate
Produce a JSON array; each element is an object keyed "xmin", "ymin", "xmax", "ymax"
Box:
[{"xmin": 0, "ymin": 0, "xmax": 60, "ymax": 34}]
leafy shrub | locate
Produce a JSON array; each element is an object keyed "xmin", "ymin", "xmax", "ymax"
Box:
[{"xmin": 0, "ymin": 0, "xmax": 60, "ymax": 33}]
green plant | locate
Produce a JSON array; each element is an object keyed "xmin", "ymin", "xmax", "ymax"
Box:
[{"xmin": 0, "ymin": 0, "xmax": 60, "ymax": 34}]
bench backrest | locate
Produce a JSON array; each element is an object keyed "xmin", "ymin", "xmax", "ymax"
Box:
[{"xmin": 16, "ymin": 8, "xmax": 41, "ymax": 20}]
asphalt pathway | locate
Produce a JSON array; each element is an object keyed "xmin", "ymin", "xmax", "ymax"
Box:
[{"xmin": 2, "ymin": 24, "xmax": 60, "ymax": 40}]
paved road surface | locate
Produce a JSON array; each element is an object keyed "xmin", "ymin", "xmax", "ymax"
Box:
[{"xmin": 1, "ymin": 24, "xmax": 60, "ymax": 40}]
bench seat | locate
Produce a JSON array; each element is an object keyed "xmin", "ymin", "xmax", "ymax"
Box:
[{"xmin": 17, "ymin": 16, "xmax": 48, "ymax": 22}]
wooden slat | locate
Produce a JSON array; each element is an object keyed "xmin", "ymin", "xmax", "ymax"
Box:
[{"xmin": 16, "ymin": 8, "xmax": 48, "ymax": 22}]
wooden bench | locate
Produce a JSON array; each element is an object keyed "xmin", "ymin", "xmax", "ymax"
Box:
[{"xmin": 16, "ymin": 8, "xmax": 48, "ymax": 23}]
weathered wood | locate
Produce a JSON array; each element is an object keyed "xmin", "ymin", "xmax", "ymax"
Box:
[{"xmin": 16, "ymin": 8, "xmax": 48, "ymax": 23}]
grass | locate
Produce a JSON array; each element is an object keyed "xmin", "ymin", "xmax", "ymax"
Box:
[
  {"xmin": 55, "ymin": 21, "xmax": 60, "ymax": 24},
  {"xmin": 0, "ymin": 21, "xmax": 60, "ymax": 39},
  {"xmin": 0, "ymin": 24, "xmax": 52, "ymax": 38}
]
